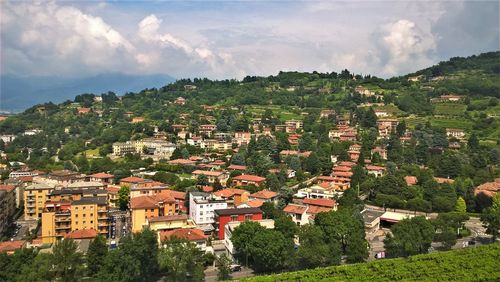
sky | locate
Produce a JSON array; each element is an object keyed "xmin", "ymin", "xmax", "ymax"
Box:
[{"xmin": 1, "ymin": 0, "xmax": 499, "ymax": 80}]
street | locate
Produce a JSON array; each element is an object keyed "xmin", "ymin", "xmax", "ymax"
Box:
[{"xmin": 204, "ymin": 266, "xmax": 254, "ymax": 282}]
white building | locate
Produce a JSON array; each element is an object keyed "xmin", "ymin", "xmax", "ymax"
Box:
[
  {"xmin": 189, "ymin": 192, "xmax": 228, "ymax": 225},
  {"xmin": 0, "ymin": 135, "xmax": 16, "ymax": 144}
]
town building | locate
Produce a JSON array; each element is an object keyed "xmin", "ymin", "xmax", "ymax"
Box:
[
  {"xmin": 213, "ymin": 207, "xmax": 263, "ymax": 239},
  {"xmin": 232, "ymin": 174, "xmax": 266, "ymax": 187},
  {"xmin": 41, "ymin": 196, "xmax": 109, "ymax": 243},
  {"xmin": 192, "ymin": 170, "xmax": 229, "ymax": 187},
  {"xmin": 130, "ymin": 192, "xmax": 178, "ymax": 233},
  {"xmin": 188, "ymin": 192, "xmax": 228, "ymax": 228},
  {"xmin": 213, "ymin": 188, "xmax": 250, "ymax": 207},
  {"xmin": 24, "ymin": 183, "xmax": 56, "ymax": 220},
  {"xmin": 159, "ymin": 228, "xmax": 208, "ymax": 251}
]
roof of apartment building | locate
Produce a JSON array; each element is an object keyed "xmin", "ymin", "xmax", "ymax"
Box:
[
  {"xmin": 250, "ymin": 189, "xmax": 278, "ymax": 200},
  {"xmin": 302, "ymin": 198, "xmax": 336, "ymax": 208},
  {"xmin": 214, "ymin": 188, "xmax": 248, "ymax": 198},
  {"xmin": 72, "ymin": 196, "xmax": 107, "ymax": 206},
  {"xmin": 50, "ymin": 188, "xmax": 107, "ymax": 196},
  {"xmin": 159, "ymin": 228, "xmax": 207, "ymax": 242},
  {"xmin": 232, "ymin": 174, "xmax": 266, "ymax": 182},
  {"xmin": 0, "ymin": 184, "xmax": 15, "ymax": 193},
  {"xmin": 214, "ymin": 207, "xmax": 262, "ymax": 216},
  {"xmin": 89, "ymin": 172, "xmax": 114, "ymax": 179},
  {"xmin": 148, "ymin": 214, "xmax": 188, "ymax": 223},
  {"xmin": 283, "ymin": 204, "xmax": 308, "ymax": 215},
  {"xmin": 65, "ymin": 229, "xmax": 98, "ymax": 239}
]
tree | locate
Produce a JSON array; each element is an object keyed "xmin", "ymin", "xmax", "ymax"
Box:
[
  {"xmin": 481, "ymin": 193, "xmax": 500, "ymax": 241},
  {"xmin": 384, "ymin": 216, "xmax": 435, "ymax": 258},
  {"xmin": 87, "ymin": 235, "xmax": 108, "ymax": 276},
  {"xmin": 345, "ymin": 231, "xmax": 369, "ymax": 263},
  {"xmin": 231, "ymin": 221, "xmax": 266, "ymax": 267},
  {"xmin": 303, "ymin": 152, "xmax": 321, "ymax": 174},
  {"xmin": 297, "ymin": 225, "xmax": 334, "ymax": 269},
  {"xmin": 247, "ymin": 229, "xmax": 295, "ymax": 272},
  {"xmin": 158, "ymin": 237, "xmax": 205, "ymax": 281},
  {"xmin": 274, "ymin": 215, "xmax": 298, "ymax": 239},
  {"xmin": 265, "ymin": 173, "xmax": 281, "ymax": 191},
  {"xmin": 298, "ymin": 133, "xmax": 314, "ymax": 151},
  {"xmin": 216, "ymin": 254, "xmax": 232, "ymax": 281},
  {"xmin": 118, "ymin": 185, "xmax": 130, "ymax": 210},
  {"xmin": 468, "ymin": 133, "xmax": 480, "ymax": 152},
  {"xmin": 96, "ymin": 249, "xmax": 141, "ymax": 282},
  {"xmin": 197, "ymin": 174, "xmax": 209, "ymax": 186},
  {"xmin": 51, "ymin": 239, "xmax": 85, "ymax": 282},
  {"xmin": 455, "ymin": 197, "xmax": 467, "ymax": 213},
  {"xmin": 433, "ymin": 212, "xmax": 469, "ymax": 250}
]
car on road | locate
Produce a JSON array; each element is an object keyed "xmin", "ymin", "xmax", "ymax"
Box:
[{"xmin": 230, "ymin": 264, "xmax": 242, "ymax": 272}]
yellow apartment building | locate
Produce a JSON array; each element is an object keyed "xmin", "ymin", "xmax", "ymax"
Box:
[
  {"xmin": 24, "ymin": 183, "xmax": 55, "ymax": 220},
  {"xmin": 41, "ymin": 196, "xmax": 108, "ymax": 244},
  {"xmin": 130, "ymin": 193, "xmax": 177, "ymax": 233}
]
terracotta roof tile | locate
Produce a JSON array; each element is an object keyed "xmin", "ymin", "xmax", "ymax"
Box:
[
  {"xmin": 284, "ymin": 204, "xmax": 307, "ymax": 214},
  {"xmin": 233, "ymin": 174, "xmax": 266, "ymax": 182},
  {"xmin": 90, "ymin": 172, "xmax": 114, "ymax": 178},
  {"xmin": 159, "ymin": 228, "xmax": 207, "ymax": 242},
  {"xmin": 65, "ymin": 229, "xmax": 97, "ymax": 239},
  {"xmin": 303, "ymin": 198, "xmax": 336, "ymax": 208},
  {"xmin": 0, "ymin": 240, "xmax": 25, "ymax": 253},
  {"xmin": 250, "ymin": 189, "xmax": 278, "ymax": 200},
  {"xmin": 0, "ymin": 184, "xmax": 15, "ymax": 193},
  {"xmin": 214, "ymin": 188, "xmax": 248, "ymax": 198}
]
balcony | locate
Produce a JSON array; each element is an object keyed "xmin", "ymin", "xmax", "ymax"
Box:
[
  {"xmin": 55, "ymin": 224, "xmax": 71, "ymax": 230},
  {"xmin": 98, "ymin": 216, "xmax": 108, "ymax": 220},
  {"xmin": 55, "ymin": 217, "xmax": 71, "ymax": 222},
  {"xmin": 98, "ymin": 222, "xmax": 109, "ymax": 227}
]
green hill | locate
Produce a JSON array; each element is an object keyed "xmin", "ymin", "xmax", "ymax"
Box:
[{"xmin": 242, "ymin": 243, "xmax": 500, "ymax": 282}]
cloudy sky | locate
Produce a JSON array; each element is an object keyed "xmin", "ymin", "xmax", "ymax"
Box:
[{"xmin": 1, "ymin": 0, "xmax": 499, "ymax": 80}]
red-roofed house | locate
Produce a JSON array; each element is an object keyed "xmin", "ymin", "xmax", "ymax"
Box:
[
  {"xmin": 168, "ymin": 158, "xmax": 197, "ymax": 166},
  {"xmin": 405, "ymin": 176, "xmax": 418, "ymax": 186},
  {"xmin": 227, "ymin": 165, "xmax": 247, "ymax": 172},
  {"xmin": 0, "ymin": 240, "xmax": 26, "ymax": 254},
  {"xmin": 283, "ymin": 204, "xmax": 309, "ymax": 225},
  {"xmin": 213, "ymin": 188, "xmax": 250, "ymax": 207},
  {"xmin": 192, "ymin": 170, "xmax": 229, "ymax": 186},
  {"xmin": 302, "ymin": 198, "xmax": 337, "ymax": 210},
  {"xmin": 250, "ymin": 189, "xmax": 279, "ymax": 204},
  {"xmin": 474, "ymin": 179, "xmax": 500, "ymax": 198},
  {"xmin": 88, "ymin": 172, "xmax": 114, "ymax": 184},
  {"xmin": 77, "ymin": 107, "xmax": 91, "ymax": 115},
  {"xmin": 65, "ymin": 229, "xmax": 98, "ymax": 239},
  {"xmin": 232, "ymin": 174, "xmax": 266, "ymax": 187},
  {"xmin": 366, "ymin": 165, "xmax": 385, "ymax": 177},
  {"xmin": 214, "ymin": 208, "xmax": 263, "ymax": 239},
  {"xmin": 159, "ymin": 228, "xmax": 208, "ymax": 251}
]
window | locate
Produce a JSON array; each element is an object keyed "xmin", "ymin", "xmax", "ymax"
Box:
[
  {"xmin": 83, "ymin": 221, "xmax": 86, "ymax": 224},
  {"xmin": 83, "ymin": 207, "xmax": 86, "ymax": 210},
  {"xmin": 83, "ymin": 214, "xmax": 86, "ymax": 217},
  {"xmin": 90, "ymin": 213, "xmax": 93, "ymax": 217},
  {"xmin": 75, "ymin": 214, "xmax": 78, "ymax": 218},
  {"xmin": 90, "ymin": 220, "xmax": 93, "ymax": 224},
  {"xmin": 296, "ymin": 214, "xmax": 302, "ymax": 220},
  {"xmin": 245, "ymin": 214, "xmax": 252, "ymax": 221},
  {"xmin": 230, "ymin": 215, "xmax": 238, "ymax": 221},
  {"xmin": 150, "ymin": 209, "xmax": 154, "ymax": 212}
]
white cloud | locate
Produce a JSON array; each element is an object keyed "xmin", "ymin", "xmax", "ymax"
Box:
[
  {"xmin": 376, "ymin": 19, "xmax": 436, "ymax": 76},
  {"xmin": 0, "ymin": 1, "xmax": 497, "ymax": 80}
]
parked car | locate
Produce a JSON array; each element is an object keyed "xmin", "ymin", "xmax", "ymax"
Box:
[{"xmin": 230, "ymin": 264, "xmax": 242, "ymax": 272}]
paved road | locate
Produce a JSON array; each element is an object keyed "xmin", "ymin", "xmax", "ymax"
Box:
[
  {"xmin": 204, "ymin": 266, "xmax": 254, "ymax": 282},
  {"xmin": 364, "ymin": 204, "xmax": 438, "ymax": 219}
]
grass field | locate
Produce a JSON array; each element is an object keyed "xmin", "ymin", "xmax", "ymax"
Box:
[
  {"xmin": 246, "ymin": 105, "xmax": 303, "ymax": 121},
  {"xmin": 244, "ymin": 243, "xmax": 500, "ymax": 282},
  {"xmin": 433, "ymin": 103, "xmax": 466, "ymax": 116}
]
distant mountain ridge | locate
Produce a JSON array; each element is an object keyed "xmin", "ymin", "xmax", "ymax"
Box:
[{"xmin": 0, "ymin": 73, "xmax": 175, "ymax": 113}]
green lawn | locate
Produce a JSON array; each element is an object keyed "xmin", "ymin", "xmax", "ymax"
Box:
[
  {"xmin": 433, "ymin": 103, "xmax": 466, "ymax": 116},
  {"xmin": 246, "ymin": 105, "xmax": 303, "ymax": 121}
]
